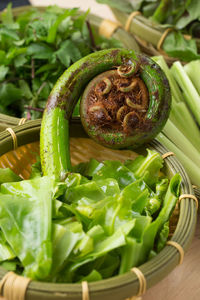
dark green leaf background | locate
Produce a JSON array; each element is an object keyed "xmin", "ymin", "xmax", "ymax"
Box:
[{"xmin": 0, "ymin": 4, "xmax": 122, "ymax": 119}]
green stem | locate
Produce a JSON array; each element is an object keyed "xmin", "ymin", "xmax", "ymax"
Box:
[
  {"xmin": 152, "ymin": 56, "xmax": 182, "ymax": 103},
  {"xmin": 169, "ymin": 100, "xmax": 200, "ymax": 152},
  {"xmin": 162, "ymin": 119, "xmax": 200, "ymax": 168},
  {"xmin": 171, "ymin": 61, "xmax": 200, "ymax": 126},
  {"xmin": 157, "ymin": 133, "xmax": 200, "ymax": 187},
  {"xmin": 40, "ymin": 49, "xmax": 138, "ymax": 179},
  {"xmin": 151, "ymin": 0, "xmax": 172, "ymax": 24}
]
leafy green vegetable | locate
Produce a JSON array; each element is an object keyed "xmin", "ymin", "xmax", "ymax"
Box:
[
  {"xmin": 0, "ymin": 4, "xmax": 123, "ymax": 118},
  {"xmin": 0, "ymin": 230, "xmax": 15, "ymax": 262},
  {"xmin": 125, "ymin": 149, "xmax": 163, "ymax": 188},
  {"xmin": 0, "ymin": 176, "xmax": 54, "ymax": 280},
  {"xmin": 156, "ymin": 221, "xmax": 169, "ymax": 253},
  {"xmin": 0, "ymin": 168, "xmax": 21, "ymax": 184},
  {"xmin": 163, "ymin": 32, "xmax": 200, "ymax": 62},
  {"xmin": 0, "ymin": 149, "xmax": 181, "ymax": 283},
  {"xmin": 175, "ymin": 1, "xmax": 200, "ymax": 30}
]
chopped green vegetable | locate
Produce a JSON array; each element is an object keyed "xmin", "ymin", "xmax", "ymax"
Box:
[
  {"xmin": 0, "ymin": 148, "xmax": 181, "ymax": 282},
  {"xmin": 0, "ymin": 176, "xmax": 54, "ymax": 280},
  {"xmin": 125, "ymin": 149, "xmax": 163, "ymax": 188},
  {"xmin": 0, "ymin": 168, "xmax": 21, "ymax": 184}
]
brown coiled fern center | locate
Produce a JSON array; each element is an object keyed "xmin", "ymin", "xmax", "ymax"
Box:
[{"xmin": 80, "ymin": 63, "xmax": 152, "ymax": 146}]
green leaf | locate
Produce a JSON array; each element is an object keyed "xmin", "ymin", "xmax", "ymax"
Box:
[
  {"xmin": 163, "ymin": 32, "xmax": 200, "ymax": 62},
  {"xmin": 176, "ymin": 1, "xmax": 200, "ymax": 29},
  {"xmin": 0, "ymin": 176, "xmax": 55, "ymax": 280},
  {"xmin": 0, "ymin": 168, "xmax": 21, "ymax": 185},
  {"xmin": 19, "ymin": 80, "xmax": 33, "ymax": 99},
  {"xmin": 125, "ymin": 149, "xmax": 163, "ymax": 188},
  {"xmin": 156, "ymin": 221, "xmax": 169, "ymax": 253},
  {"xmin": 14, "ymin": 54, "xmax": 27, "ymax": 68},
  {"xmin": 121, "ymin": 179, "xmax": 149, "ymax": 213},
  {"xmin": 140, "ymin": 174, "xmax": 181, "ymax": 262},
  {"xmin": 29, "ymin": 160, "xmax": 42, "ymax": 179},
  {"xmin": 0, "ymin": 83, "xmax": 22, "ymax": 107},
  {"xmin": 65, "ymin": 181, "xmax": 105, "ymax": 204},
  {"xmin": 0, "ymin": 65, "xmax": 9, "ymax": 82},
  {"xmin": 78, "ymin": 269, "xmax": 102, "ymax": 282},
  {"xmin": 6, "ymin": 47, "xmax": 27, "ymax": 64},
  {"xmin": 27, "ymin": 43, "xmax": 53, "ymax": 60},
  {"xmin": 55, "ymin": 40, "xmax": 82, "ymax": 67},
  {"xmin": 49, "ymin": 223, "xmax": 81, "ymax": 277},
  {"xmin": 96, "ymin": 0, "xmax": 134, "ymax": 13},
  {"xmin": 0, "ymin": 50, "xmax": 6, "ymax": 64},
  {"xmin": 91, "ymin": 160, "xmax": 136, "ymax": 189},
  {"xmin": 46, "ymin": 8, "xmax": 78, "ymax": 43},
  {"xmin": 0, "ymin": 230, "xmax": 15, "ymax": 262},
  {"xmin": 0, "ymin": 260, "xmax": 19, "ymax": 271},
  {"xmin": 1, "ymin": 3, "xmax": 14, "ymax": 25},
  {"xmin": 0, "ymin": 27, "xmax": 19, "ymax": 41}
]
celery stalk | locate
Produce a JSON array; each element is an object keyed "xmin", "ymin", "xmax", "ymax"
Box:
[
  {"xmin": 169, "ymin": 100, "xmax": 200, "ymax": 151},
  {"xmin": 184, "ymin": 60, "xmax": 200, "ymax": 95},
  {"xmin": 157, "ymin": 133, "xmax": 200, "ymax": 187},
  {"xmin": 162, "ymin": 119, "xmax": 200, "ymax": 168},
  {"xmin": 171, "ymin": 61, "xmax": 200, "ymax": 126},
  {"xmin": 152, "ymin": 56, "xmax": 183, "ymax": 103}
]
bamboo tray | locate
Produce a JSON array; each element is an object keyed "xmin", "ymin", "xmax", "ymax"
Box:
[
  {"xmin": 0, "ymin": 5, "xmax": 139, "ymax": 131},
  {"xmin": 0, "ymin": 119, "xmax": 197, "ymax": 300}
]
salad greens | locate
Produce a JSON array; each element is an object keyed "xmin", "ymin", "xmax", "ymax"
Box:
[
  {"xmin": 97, "ymin": 0, "xmax": 200, "ymax": 61},
  {"xmin": 0, "ymin": 149, "xmax": 181, "ymax": 282},
  {"xmin": 0, "ymin": 4, "xmax": 122, "ymax": 119}
]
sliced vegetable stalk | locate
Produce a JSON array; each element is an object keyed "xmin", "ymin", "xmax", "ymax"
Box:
[
  {"xmin": 157, "ymin": 133, "xmax": 200, "ymax": 187},
  {"xmin": 152, "ymin": 56, "xmax": 183, "ymax": 103},
  {"xmin": 162, "ymin": 119, "xmax": 200, "ymax": 168},
  {"xmin": 169, "ymin": 100, "xmax": 200, "ymax": 152},
  {"xmin": 153, "ymin": 56, "xmax": 200, "ymax": 149},
  {"xmin": 184, "ymin": 60, "xmax": 200, "ymax": 95},
  {"xmin": 171, "ymin": 61, "xmax": 200, "ymax": 126}
]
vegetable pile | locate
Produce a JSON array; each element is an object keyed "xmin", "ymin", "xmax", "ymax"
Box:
[
  {"xmin": 0, "ymin": 149, "xmax": 181, "ymax": 282},
  {"xmin": 97, "ymin": 0, "xmax": 200, "ymax": 62},
  {"xmin": 0, "ymin": 4, "xmax": 121, "ymax": 119},
  {"xmin": 154, "ymin": 56, "xmax": 200, "ymax": 187},
  {"xmin": 0, "ymin": 44, "xmax": 181, "ymax": 283}
]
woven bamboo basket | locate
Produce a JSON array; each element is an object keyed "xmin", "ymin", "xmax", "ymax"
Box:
[
  {"xmin": 111, "ymin": 7, "xmax": 200, "ymax": 66},
  {"xmin": 0, "ymin": 119, "xmax": 197, "ymax": 300},
  {"xmin": 0, "ymin": 5, "xmax": 139, "ymax": 132}
]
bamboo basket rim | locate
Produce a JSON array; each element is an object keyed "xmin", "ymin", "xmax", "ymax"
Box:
[{"xmin": 0, "ymin": 119, "xmax": 197, "ymax": 300}]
